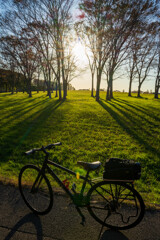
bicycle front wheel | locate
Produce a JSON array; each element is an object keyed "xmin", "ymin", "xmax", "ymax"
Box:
[
  {"xmin": 87, "ymin": 181, "xmax": 145, "ymax": 230},
  {"xmin": 19, "ymin": 165, "xmax": 53, "ymax": 215}
]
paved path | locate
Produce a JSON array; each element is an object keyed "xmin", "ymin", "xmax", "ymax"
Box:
[{"xmin": 0, "ymin": 183, "xmax": 160, "ymax": 240}]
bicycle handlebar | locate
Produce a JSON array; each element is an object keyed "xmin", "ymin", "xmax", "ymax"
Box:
[{"xmin": 24, "ymin": 142, "xmax": 62, "ymax": 155}]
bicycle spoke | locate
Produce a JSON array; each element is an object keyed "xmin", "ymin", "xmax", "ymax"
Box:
[{"xmin": 87, "ymin": 181, "xmax": 145, "ymax": 230}]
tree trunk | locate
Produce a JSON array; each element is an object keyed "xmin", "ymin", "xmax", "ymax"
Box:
[
  {"xmin": 154, "ymin": 60, "xmax": 160, "ymax": 98},
  {"xmin": 59, "ymin": 82, "xmax": 62, "ymax": 100},
  {"xmin": 137, "ymin": 84, "xmax": 141, "ymax": 98},
  {"xmin": 96, "ymin": 74, "xmax": 101, "ymax": 101},
  {"xmin": 47, "ymin": 88, "xmax": 51, "ymax": 98},
  {"xmin": 128, "ymin": 78, "xmax": 132, "ymax": 97},
  {"xmin": 63, "ymin": 80, "xmax": 67, "ymax": 100},
  {"xmin": 37, "ymin": 78, "xmax": 39, "ymax": 93},
  {"xmin": 27, "ymin": 78, "xmax": 32, "ymax": 97},
  {"xmin": 47, "ymin": 69, "xmax": 51, "ymax": 98},
  {"xmin": 47, "ymin": 82, "xmax": 51, "ymax": 98},
  {"xmin": 55, "ymin": 80, "xmax": 58, "ymax": 97},
  {"xmin": 57, "ymin": 74, "xmax": 61, "ymax": 100},
  {"xmin": 57, "ymin": 59, "xmax": 62, "ymax": 100},
  {"xmin": 11, "ymin": 86, "xmax": 14, "ymax": 94},
  {"xmin": 106, "ymin": 71, "xmax": 113, "ymax": 100},
  {"xmin": 106, "ymin": 84, "xmax": 110, "ymax": 100},
  {"xmin": 155, "ymin": 87, "xmax": 158, "ymax": 99},
  {"xmin": 91, "ymin": 72, "xmax": 94, "ymax": 97},
  {"xmin": 106, "ymin": 82, "xmax": 111, "ymax": 100},
  {"xmin": 154, "ymin": 77, "xmax": 160, "ymax": 99},
  {"xmin": 110, "ymin": 79, "xmax": 113, "ymax": 99}
]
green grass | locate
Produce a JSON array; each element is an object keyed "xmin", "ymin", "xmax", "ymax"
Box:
[{"xmin": 0, "ymin": 91, "xmax": 160, "ymax": 206}]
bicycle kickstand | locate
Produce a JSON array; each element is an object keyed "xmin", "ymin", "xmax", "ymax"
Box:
[{"xmin": 76, "ymin": 206, "xmax": 86, "ymax": 226}]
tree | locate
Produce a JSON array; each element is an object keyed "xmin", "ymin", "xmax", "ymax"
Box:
[
  {"xmin": 154, "ymin": 48, "xmax": 160, "ymax": 99},
  {"xmin": 0, "ymin": 50, "xmax": 17, "ymax": 94},
  {"xmin": 127, "ymin": 34, "xmax": 146, "ymax": 97},
  {"xmin": 0, "ymin": 34, "xmax": 39, "ymax": 97},
  {"xmin": 105, "ymin": 0, "xmax": 159, "ymax": 100},
  {"xmin": 36, "ymin": 0, "xmax": 75, "ymax": 100},
  {"xmin": 88, "ymin": 55, "xmax": 96, "ymax": 97},
  {"xmin": 154, "ymin": 27, "xmax": 160, "ymax": 99},
  {"xmin": 134, "ymin": 33, "xmax": 157, "ymax": 97},
  {"xmin": 0, "ymin": 1, "xmax": 41, "ymax": 97},
  {"xmin": 60, "ymin": 35, "xmax": 77, "ymax": 99},
  {"xmin": 75, "ymin": 22, "xmax": 96, "ymax": 97},
  {"xmin": 77, "ymin": 0, "xmax": 112, "ymax": 101},
  {"xmin": 79, "ymin": 0, "xmax": 159, "ymax": 101},
  {"xmin": 0, "ymin": 0, "xmax": 75, "ymax": 99}
]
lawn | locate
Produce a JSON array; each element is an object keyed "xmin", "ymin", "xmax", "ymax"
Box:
[{"xmin": 0, "ymin": 91, "xmax": 160, "ymax": 206}]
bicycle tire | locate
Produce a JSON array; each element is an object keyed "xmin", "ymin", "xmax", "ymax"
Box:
[
  {"xmin": 87, "ymin": 181, "xmax": 145, "ymax": 230},
  {"xmin": 19, "ymin": 164, "xmax": 53, "ymax": 215}
]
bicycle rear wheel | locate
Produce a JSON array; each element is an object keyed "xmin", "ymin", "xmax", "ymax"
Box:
[
  {"xmin": 87, "ymin": 181, "xmax": 145, "ymax": 230},
  {"xmin": 19, "ymin": 164, "xmax": 53, "ymax": 215}
]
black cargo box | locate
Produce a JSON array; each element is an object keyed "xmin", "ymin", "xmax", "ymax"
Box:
[{"xmin": 103, "ymin": 158, "xmax": 141, "ymax": 180}]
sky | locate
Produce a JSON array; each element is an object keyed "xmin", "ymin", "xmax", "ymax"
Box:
[
  {"xmin": 71, "ymin": 41, "xmax": 157, "ymax": 92},
  {"xmin": 72, "ymin": 70, "xmax": 157, "ymax": 92},
  {"xmin": 0, "ymin": 0, "xmax": 158, "ymax": 93},
  {"xmin": 70, "ymin": 2, "xmax": 158, "ymax": 92}
]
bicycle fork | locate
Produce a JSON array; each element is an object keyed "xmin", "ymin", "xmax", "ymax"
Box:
[{"xmin": 74, "ymin": 171, "xmax": 91, "ymax": 226}]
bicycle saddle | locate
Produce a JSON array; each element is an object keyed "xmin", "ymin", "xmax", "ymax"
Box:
[{"xmin": 77, "ymin": 161, "xmax": 101, "ymax": 171}]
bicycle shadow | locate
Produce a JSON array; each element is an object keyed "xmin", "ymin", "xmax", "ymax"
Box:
[
  {"xmin": 4, "ymin": 213, "xmax": 43, "ymax": 240},
  {"xmin": 99, "ymin": 229, "xmax": 129, "ymax": 240}
]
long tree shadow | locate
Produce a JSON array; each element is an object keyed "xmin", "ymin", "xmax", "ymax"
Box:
[
  {"xmin": 114, "ymin": 98, "xmax": 160, "ymax": 122},
  {"xmin": 0, "ymin": 99, "xmax": 22, "ymax": 110},
  {"xmin": 17, "ymin": 99, "xmax": 65, "ymax": 145},
  {"xmin": 0, "ymin": 98, "xmax": 50, "ymax": 126},
  {"xmin": 108, "ymin": 99, "xmax": 159, "ymax": 130},
  {"xmin": 4, "ymin": 213, "xmax": 43, "ymax": 240},
  {"xmin": 99, "ymin": 99, "xmax": 160, "ymax": 159},
  {"xmin": 0, "ymin": 98, "xmax": 65, "ymax": 162},
  {"xmin": 0, "ymin": 92, "xmax": 49, "ymax": 111}
]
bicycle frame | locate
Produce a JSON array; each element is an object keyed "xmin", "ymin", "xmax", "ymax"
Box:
[
  {"xmin": 44, "ymin": 159, "xmax": 92, "ymax": 203},
  {"xmin": 21, "ymin": 144, "xmax": 145, "ymax": 229},
  {"xmin": 40, "ymin": 158, "xmax": 95, "ymax": 223},
  {"xmin": 27, "ymin": 145, "xmax": 99, "ymax": 205}
]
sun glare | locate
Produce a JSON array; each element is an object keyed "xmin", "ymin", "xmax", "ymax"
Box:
[{"xmin": 72, "ymin": 42, "xmax": 88, "ymax": 64}]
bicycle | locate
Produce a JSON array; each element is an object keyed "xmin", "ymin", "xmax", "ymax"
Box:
[{"xmin": 19, "ymin": 142, "xmax": 145, "ymax": 230}]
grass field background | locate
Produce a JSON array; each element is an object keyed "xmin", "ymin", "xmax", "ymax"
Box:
[{"xmin": 0, "ymin": 91, "xmax": 160, "ymax": 206}]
